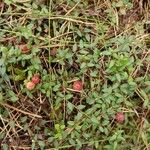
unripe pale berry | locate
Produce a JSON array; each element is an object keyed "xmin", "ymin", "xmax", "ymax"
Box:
[{"xmin": 26, "ymin": 81, "xmax": 35, "ymax": 90}]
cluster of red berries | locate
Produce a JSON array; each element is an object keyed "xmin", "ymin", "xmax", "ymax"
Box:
[
  {"xmin": 26, "ymin": 74, "xmax": 40, "ymax": 90},
  {"xmin": 19, "ymin": 45, "xmax": 40, "ymax": 90},
  {"xmin": 25, "ymin": 73, "xmax": 125, "ymax": 123},
  {"xmin": 21, "ymin": 44, "xmax": 125, "ymax": 124}
]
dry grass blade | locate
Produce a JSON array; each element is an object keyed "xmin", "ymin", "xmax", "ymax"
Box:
[{"xmin": 0, "ymin": 103, "xmax": 42, "ymax": 119}]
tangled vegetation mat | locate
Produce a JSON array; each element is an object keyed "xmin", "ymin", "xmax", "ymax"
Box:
[{"xmin": 0, "ymin": 0, "xmax": 150, "ymax": 149}]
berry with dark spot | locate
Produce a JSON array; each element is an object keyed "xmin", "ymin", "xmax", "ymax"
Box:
[
  {"xmin": 32, "ymin": 74, "xmax": 40, "ymax": 84},
  {"xmin": 50, "ymin": 48, "xmax": 57, "ymax": 56},
  {"xmin": 19, "ymin": 44, "xmax": 30, "ymax": 54}
]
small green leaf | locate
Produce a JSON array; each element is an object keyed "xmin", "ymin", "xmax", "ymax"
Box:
[
  {"xmin": 79, "ymin": 40, "xmax": 84, "ymax": 49},
  {"xmin": 91, "ymin": 115, "xmax": 99, "ymax": 124},
  {"xmin": 67, "ymin": 102, "xmax": 74, "ymax": 112},
  {"xmin": 38, "ymin": 140, "xmax": 45, "ymax": 150},
  {"xmin": 77, "ymin": 105, "xmax": 85, "ymax": 110},
  {"xmin": 109, "ymin": 60, "xmax": 115, "ymax": 68},
  {"xmin": 75, "ymin": 112, "xmax": 83, "ymax": 121},
  {"xmin": 53, "ymin": 84, "xmax": 61, "ymax": 92},
  {"xmin": 73, "ymin": 43, "xmax": 77, "ymax": 52},
  {"xmin": 55, "ymin": 124, "xmax": 60, "ymax": 131},
  {"xmin": 0, "ymin": 92, "xmax": 3, "ymax": 102},
  {"xmin": 65, "ymin": 94, "xmax": 73, "ymax": 100},
  {"xmin": 2, "ymin": 144, "xmax": 8, "ymax": 150}
]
